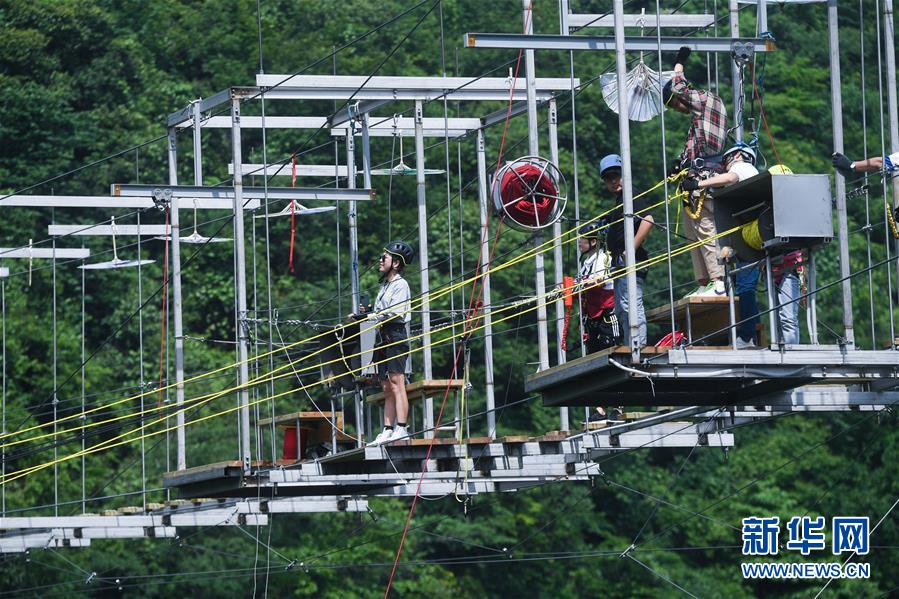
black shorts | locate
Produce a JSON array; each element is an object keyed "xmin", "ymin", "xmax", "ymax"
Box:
[{"xmin": 374, "ymin": 323, "xmax": 409, "ymax": 380}]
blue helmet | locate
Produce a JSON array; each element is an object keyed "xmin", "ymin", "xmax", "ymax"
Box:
[{"xmin": 599, "ymin": 154, "xmax": 623, "ymax": 177}]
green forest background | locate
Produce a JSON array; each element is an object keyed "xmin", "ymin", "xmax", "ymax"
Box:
[{"xmin": 1, "ymin": 0, "xmax": 898, "ymax": 596}]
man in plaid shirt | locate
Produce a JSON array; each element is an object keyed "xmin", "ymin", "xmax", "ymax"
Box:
[{"xmin": 663, "ymin": 47, "xmax": 729, "ymax": 297}]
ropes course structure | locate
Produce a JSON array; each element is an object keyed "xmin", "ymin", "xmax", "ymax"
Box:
[{"xmin": 3, "ymin": 0, "xmax": 899, "ymax": 596}]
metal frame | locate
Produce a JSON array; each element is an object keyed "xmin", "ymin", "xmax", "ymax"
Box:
[
  {"xmin": 112, "ymin": 184, "xmax": 374, "ymax": 202},
  {"xmin": 0, "ymin": 196, "xmax": 257, "ymax": 210},
  {"xmin": 463, "ymin": 33, "xmax": 775, "ymax": 53}
]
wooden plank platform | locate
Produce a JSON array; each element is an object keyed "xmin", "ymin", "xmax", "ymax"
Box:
[
  {"xmin": 258, "ymin": 410, "xmax": 343, "ymax": 429},
  {"xmin": 366, "ymin": 379, "xmax": 464, "ymax": 404},
  {"xmin": 646, "ymin": 294, "xmax": 737, "ymax": 343},
  {"xmin": 257, "ymin": 411, "xmax": 355, "ymax": 445}
]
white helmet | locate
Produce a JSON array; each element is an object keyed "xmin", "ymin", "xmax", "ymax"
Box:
[{"xmin": 722, "ymin": 143, "xmax": 757, "ymax": 166}]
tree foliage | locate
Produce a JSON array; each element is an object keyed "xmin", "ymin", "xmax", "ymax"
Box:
[{"xmin": 0, "ymin": 0, "xmax": 897, "ymax": 596}]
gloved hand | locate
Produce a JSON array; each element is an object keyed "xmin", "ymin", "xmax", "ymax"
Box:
[
  {"xmin": 674, "ymin": 46, "xmax": 691, "ymax": 67},
  {"xmin": 680, "ymin": 178, "xmax": 699, "ymax": 192},
  {"xmin": 832, "ymin": 152, "xmax": 854, "ymax": 175},
  {"xmin": 669, "ymin": 158, "xmax": 686, "ymax": 177}
]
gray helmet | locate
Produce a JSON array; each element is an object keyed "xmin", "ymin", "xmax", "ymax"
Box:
[
  {"xmin": 723, "ymin": 143, "xmax": 757, "ymax": 165},
  {"xmin": 384, "ymin": 240, "xmax": 415, "ymax": 265}
]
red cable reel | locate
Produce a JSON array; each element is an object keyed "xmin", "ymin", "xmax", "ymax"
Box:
[{"xmin": 493, "ymin": 156, "xmax": 567, "ymax": 232}]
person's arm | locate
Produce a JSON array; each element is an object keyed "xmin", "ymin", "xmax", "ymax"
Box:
[
  {"xmin": 634, "ymin": 214, "xmax": 654, "ymax": 250},
  {"xmin": 669, "ymin": 69, "xmax": 707, "ymax": 117},
  {"xmin": 698, "ymin": 171, "xmax": 739, "ymax": 189},
  {"xmin": 854, "ymin": 156, "xmax": 885, "ymax": 172},
  {"xmin": 834, "ymin": 152, "xmax": 888, "ymax": 173}
]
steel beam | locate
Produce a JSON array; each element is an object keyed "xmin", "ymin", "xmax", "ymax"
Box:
[
  {"xmin": 463, "ymin": 33, "xmax": 774, "ymax": 53},
  {"xmin": 168, "ymin": 89, "xmax": 232, "ymax": 126},
  {"xmin": 328, "ymin": 99, "xmax": 395, "ymax": 127},
  {"xmin": 828, "ymin": 0, "xmax": 855, "ymax": 347},
  {"xmin": 252, "ymin": 75, "xmax": 574, "ymax": 101},
  {"xmin": 229, "ymin": 163, "xmax": 349, "ymax": 178},
  {"xmin": 414, "ymin": 101, "xmax": 434, "ymax": 437},
  {"xmin": 230, "ymin": 98, "xmax": 252, "ymax": 473},
  {"xmin": 476, "ymin": 130, "xmax": 497, "ymax": 438},
  {"xmin": 112, "ymin": 184, "xmax": 374, "ymax": 202},
  {"xmin": 48, "ymin": 225, "xmax": 170, "ymax": 237},
  {"xmin": 0, "ymin": 195, "xmax": 260, "ymax": 210},
  {"xmin": 523, "ymin": 0, "xmax": 551, "ymax": 375},
  {"xmin": 567, "ymin": 13, "xmax": 716, "ymax": 29},
  {"xmin": 0, "ymin": 248, "xmax": 90, "ymax": 259}
]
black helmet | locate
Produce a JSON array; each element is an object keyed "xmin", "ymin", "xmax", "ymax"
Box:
[
  {"xmin": 662, "ymin": 79, "xmax": 675, "ymax": 106},
  {"xmin": 384, "ymin": 240, "xmax": 415, "ymax": 265},
  {"xmin": 578, "ymin": 221, "xmax": 604, "ymax": 240}
]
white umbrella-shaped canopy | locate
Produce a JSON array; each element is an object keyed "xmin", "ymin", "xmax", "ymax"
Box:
[
  {"xmin": 600, "ymin": 61, "xmax": 674, "ymax": 122},
  {"xmin": 79, "ymin": 216, "xmax": 155, "ymax": 270},
  {"xmin": 254, "ymin": 200, "xmax": 336, "ymax": 219},
  {"xmin": 369, "ymin": 136, "xmax": 445, "ymax": 176}
]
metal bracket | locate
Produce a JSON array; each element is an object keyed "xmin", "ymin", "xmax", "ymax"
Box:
[
  {"xmin": 151, "ymin": 188, "xmax": 172, "ymax": 211},
  {"xmin": 732, "ymin": 41, "xmax": 755, "ymax": 67}
]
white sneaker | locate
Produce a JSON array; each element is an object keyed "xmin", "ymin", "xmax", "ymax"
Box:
[
  {"xmin": 734, "ymin": 337, "xmax": 757, "ymax": 350},
  {"xmin": 684, "ymin": 285, "xmax": 708, "ymax": 298},
  {"xmin": 370, "ymin": 429, "xmax": 393, "ymax": 446},
  {"xmin": 388, "ymin": 425, "xmax": 410, "ymax": 442},
  {"xmin": 697, "ymin": 280, "xmax": 726, "ymax": 297}
]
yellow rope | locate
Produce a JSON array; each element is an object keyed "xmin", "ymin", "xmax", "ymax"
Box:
[
  {"xmin": 2, "ymin": 173, "xmax": 691, "ymax": 449},
  {"xmin": 887, "ymin": 201, "xmax": 899, "ymax": 239},
  {"xmin": 0, "ymin": 226, "xmax": 744, "ymax": 487},
  {"xmin": 682, "ymin": 189, "xmax": 707, "ymax": 221}
]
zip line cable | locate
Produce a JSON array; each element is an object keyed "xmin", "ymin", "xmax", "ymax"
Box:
[
  {"xmin": 0, "ymin": 228, "xmax": 736, "ymax": 486},
  {"xmin": 0, "ymin": 173, "xmax": 686, "ymax": 450}
]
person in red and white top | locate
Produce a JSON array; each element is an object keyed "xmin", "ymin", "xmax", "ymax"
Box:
[{"xmin": 576, "ymin": 221, "xmax": 619, "ymax": 353}]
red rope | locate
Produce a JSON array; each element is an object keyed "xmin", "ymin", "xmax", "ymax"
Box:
[
  {"xmin": 157, "ymin": 207, "xmax": 170, "ymax": 409},
  {"xmin": 288, "ymin": 154, "xmax": 297, "ymax": 273},
  {"xmin": 383, "ymin": 3, "xmax": 533, "ymax": 596},
  {"xmin": 751, "ymin": 65, "xmax": 782, "ymax": 166}
]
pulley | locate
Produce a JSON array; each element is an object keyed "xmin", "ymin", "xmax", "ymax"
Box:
[{"xmin": 492, "ymin": 156, "xmax": 567, "ymax": 232}]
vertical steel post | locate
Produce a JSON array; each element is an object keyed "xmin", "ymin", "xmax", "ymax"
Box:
[
  {"xmin": 345, "ymin": 132, "xmax": 360, "ymax": 311},
  {"xmin": 828, "ymin": 0, "xmax": 856, "ymax": 347},
  {"xmin": 547, "ymin": 99, "xmax": 569, "ymax": 431},
  {"xmin": 476, "ymin": 130, "xmax": 497, "ymax": 438},
  {"xmin": 52, "ymin": 214, "xmax": 58, "ymax": 515},
  {"xmin": 361, "ymin": 113, "xmax": 373, "ymax": 190},
  {"xmin": 415, "ymin": 101, "xmax": 435, "ymax": 437},
  {"xmin": 730, "ymin": 0, "xmax": 744, "ymax": 142},
  {"xmin": 808, "ymin": 249, "xmax": 819, "ymax": 345},
  {"xmin": 345, "ymin": 130, "xmax": 363, "ymax": 447},
  {"xmin": 757, "ymin": 0, "xmax": 768, "ymax": 34},
  {"xmin": 613, "ymin": 0, "xmax": 640, "ymax": 361},
  {"xmin": 1, "ymin": 279, "xmax": 5, "ymax": 515},
  {"xmin": 230, "ymin": 96, "xmax": 252, "ymax": 471},
  {"xmin": 523, "ymin": 0, "xmax": 551, "ymax": 372},
  {"xmin": 883, "ymin": 0, "xmax": 899, "ymax": 287},
  {"xmin": 167, "ymin": 126, "xmax": 187, "ymax": 471}
]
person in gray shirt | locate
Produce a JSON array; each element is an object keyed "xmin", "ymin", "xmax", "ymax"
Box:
[{"xmin": 355, "ymin": 240, "xmax": 414, "ymax": 445}]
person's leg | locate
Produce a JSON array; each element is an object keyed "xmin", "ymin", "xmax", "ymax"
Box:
[
  {"xmin": 698, "ymin": 198, "xmax": 724, "ymax": 282},
  {"xmin": 735, "ymin": 263, "xmax": 760, "ymax": 342},
  {"xmin": 634, "ymin": 275, "xmax": 647, "ymax": 347},
  {"xmin": 777, "ymin": 272, "xmax": 801, "ymax": 344},
  {"xmin": 684, "ymin": 204, "xmax": 708, "ymax": 286},
  {"xmin": 382, "ymin": 378, "xmax": 396, "ymax": 427},
  {"xmin": 390, "ymin": 372, "xmax": 409, "ymax": 425},
  {"xmin": 613, "ymin": 262, "xmax": 631, "ymax": 346}
]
